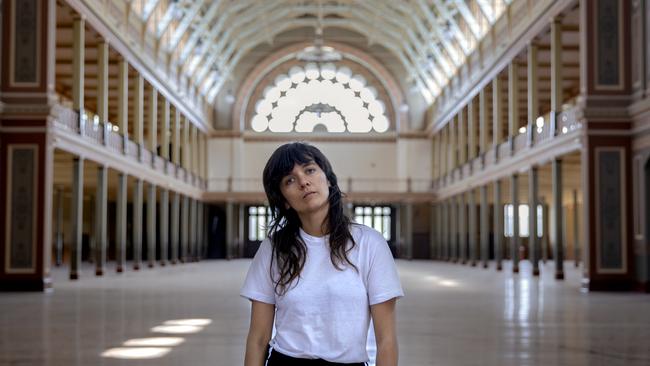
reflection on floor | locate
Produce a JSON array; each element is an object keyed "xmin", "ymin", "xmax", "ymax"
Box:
[{"xmin": 1, "ymin": 260, "xmax": 649, "ymax": 366}]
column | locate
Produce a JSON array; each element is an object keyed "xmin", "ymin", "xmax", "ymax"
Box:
[
  {"xmin": 161, "ymin": 100, "xmax": 170, "ymax": 160},
  {"xmin": 458, "ymin": 109, "xmax": 467, "ymax": 165},
  {"xmin": 529, "ymin": 167, "xmax": 540, "ymax": 276},
  {"xmin": 70, "ymin": 158, "xmax": 84, "ymax": 280},
  {"xmin": 0, "ymin": 0, "xmax": 56, "ymax": 296},
  {"xmin": 72, "ymin": 16, "xmax": 85, "ymax": 116},
  {"xmin": 148, "ymin": 86, "xmax": 158, "ymax": 159},
  {"xmin": 441, "ymin": 128, "xmax": 448, "ymax": 176},
  {"xmin": 550, "ymin": 17, "xmax": 563, "ymax": 137},
  {"xmin": 579, "ymin": 0, "xmax": 634, "ymax": 290},
  {"xmin": 527, "ymin": 43, "xmax": 538, "ymax": 146},
  {"xmin": 404, "ymin": 203, "xmax": 413, "ymax": 259},
  {"xmin": 117, "ymin": 58, "xmax": 129, "ymax": 152},
  {"xmin": 494, "ymin": 180, "xmax": 503, "ymax": 270},
  {"xmin": 449, "ymin": 118, "xmax": 457, "ymax": 171},
  {"xmin": 480, "ymin": 185, "xmax": 489, "ymax": 268},
  {"xmin": 94, "ymin": 166, "xmax": 108, "ymax": 276},
  {"xmin": 552, "ymin": 159, "xmax": 564, "ymax": 279},
  {"xmin": 97, "ymin": 41, "xmax": 109, "ymax": 145},
  {"xmin": 171, "ymin": 192, "xmax": 180, "ymax": 264},
  {"xmin": 508, "ymin": 62, "xmax": 519, "ymax": 152},
  {"xmin": 192, "ymin": 126, "xmax": 199, "ymax": 177},
  {"xmin": 541, "ymin": 198, "xmax": 549, "ymax": 263},
  {"xmin": 458, "ymin": 194, "xmax": 467, "ymax": 264},
  {"xmin": 54, "ymin": 188, "xmax": 63, "ymax": 266},
  {"xmin": 159, "ymin": 189, "xmax": 169, "ymax": 266},
  {"xmin": 116, "ymin": 173, "xmax": 127, "ymax": 273},
  {"xmin": 134, "ymin": 75, "xmax": 144, "ymax": 146},
  {"xmin": 226, "ymin": 201, "xmax": 234, "ymax": 259},
  {"xmin": 440, "ymin": 200, "xmax": 451, "ymax": 261},
  {"xmin": 133, "ymin": 179, "xmax": 143, "ymax": 270},
  {"xmin": 172, "ymin": 110, "xmax": 181, "ymax": 165},
  {"xmin": 190, "ymin": 198, "xmax": 197, "ymax": 261},
  {"xmin": 450, "ymin": 197, "xmax": 457, "ymax": 261},
  {"xmin": 430, "ymin": 203, "xmax": 437, "ymax": 259},
  {"xmin": 181, "ymin": 196, "xmax": 189, "ymax": 262},
  {"xmin": 468, "ymin": 99, "xmax": 477, "ymax": 160},
  {"xmin": 479, "ymin": 89, "xmax": 488, "ymax": 155},
  {"xmin": 492, "ymin": 76, "xmax": 504, "ymax": 157},
  {"xmin": 182, "ymin": 117, "xmax": 190, "ymax": 170},
  {"xmin": 511, "ymin": 174, "xmax": 520, "ymax": 273},
  {"xmin": 573, "ymin": 189, "xmax": 580, "ymax": 267},
  {"xmin": 197, "ymin": 201, "xmax": 204, "ymax": 259},
  {"xmin": 468, "ymin": 189, "xmax": 478, "ymax": 266},
  {"xmin": 147, "ymin": 183, "xmax": 156, "ymax": 267}
]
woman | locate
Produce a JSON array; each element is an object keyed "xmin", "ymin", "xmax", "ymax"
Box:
[{"xmin": 241, "ymin": 142, "xmax": 403, "ymax": 366}]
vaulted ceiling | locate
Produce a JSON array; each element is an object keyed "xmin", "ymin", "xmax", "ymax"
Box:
[{"xmin": 132, "ymin": 0, "xmax": 512, "ymax": 104}]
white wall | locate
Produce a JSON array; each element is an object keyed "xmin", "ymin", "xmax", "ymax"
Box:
[{"xmin": 207, "ymin": 137, "xmax": 430, "ymax": 191}]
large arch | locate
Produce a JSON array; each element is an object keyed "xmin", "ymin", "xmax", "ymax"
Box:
[{"xmin": 232, "ymin": 41, "xmax": 407, "ymax": 134}]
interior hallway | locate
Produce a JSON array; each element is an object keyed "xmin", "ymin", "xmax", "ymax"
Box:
[{"xmin": 1, "ymin": 260, "xmax": 648, "ymax": 366}]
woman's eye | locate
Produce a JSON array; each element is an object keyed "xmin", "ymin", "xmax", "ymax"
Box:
[
  {"xmin": 306, "ymin": 167, "xmax": 316, "ymax": 174},
  {"xmin": 284, "ymin": 178, "xmax": 295, "ymax": 185}
]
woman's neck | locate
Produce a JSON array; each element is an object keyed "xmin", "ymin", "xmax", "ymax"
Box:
[{"xmin": 298, "ymin": 205, "xmax": 329, "ymax": 237}]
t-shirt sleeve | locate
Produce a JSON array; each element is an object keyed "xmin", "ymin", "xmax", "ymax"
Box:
[
  {"xmin": 366, "ymin": 231, "xmax": 404, "ymax": 306},
  {"xmin": 240, "ymin": 239, "xmax": 276, "ymax": 304}
]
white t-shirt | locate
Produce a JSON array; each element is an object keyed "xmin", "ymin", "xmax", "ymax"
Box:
[{"xmin": 240, "ymin": 224, "xmax": 404, "ymax": 364}]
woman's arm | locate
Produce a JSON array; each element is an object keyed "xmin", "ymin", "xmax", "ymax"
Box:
[
  {"xmin": 244, "ymin": 300, "xmax": 275, "ymax": 366},
  {"xmin": 370, "ymin": 298, "xmax": 398, "ymax": 366}
]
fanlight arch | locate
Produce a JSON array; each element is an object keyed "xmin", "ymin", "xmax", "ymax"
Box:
[
  {"xmin": 234, "ymin": 41, "xmax": 406, "ymax": 134},
  {"xmin": 251, "ymin": 63, "xmax": 389, "ymax": 133}
]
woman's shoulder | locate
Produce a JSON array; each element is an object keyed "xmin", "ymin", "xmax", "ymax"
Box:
[{"xmin": 350, "ymin": 223, "xmax": 387, "ymax": 246}]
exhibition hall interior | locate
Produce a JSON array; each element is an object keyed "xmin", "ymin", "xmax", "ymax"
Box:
[{"xmin": 0, "ymin": 0, "xmax": 649, "ymax": 365}]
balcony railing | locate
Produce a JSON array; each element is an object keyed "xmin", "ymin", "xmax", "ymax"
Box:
[
  {"xmin": 208, "ymin": 177, "xmax": 434, "ymax": 194},
  {"xmin": 52, "ymin": 107, "xmax": 205, "ymax": 190}
]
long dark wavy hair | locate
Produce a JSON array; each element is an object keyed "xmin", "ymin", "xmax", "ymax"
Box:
[{"xmin": 262, "ymin": 142, "xmax": 357, "ymax": 295}]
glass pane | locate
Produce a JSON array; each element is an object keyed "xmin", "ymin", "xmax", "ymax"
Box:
[
  {"xmin": 355, "ymin": 207, "xmax": 363, "ymax": 215},
  {"xmin": 250, "ymin": 206, "xmax": 257, "ymax": 215},
  {"xmin": 258, "ymin": 215, "xmax": 266, "ymax": 240},
  {"xmin": 364, "ymin": 215, "xmax": 372, "ymax": 227},
  {"xmin": 373, "ymin": 215, "xmax": 382, "ymax": 232},
  {"xmin": 383, "ymin": 216, "xmax": 391, "ymax": 240},
  {"xmin": 519, "ymin": 205, "xmax": 529, "ymax": 237},
  {"xmin": 537, "ymin": 204, "xmax": 543, "ymax": 238},
  {"xmin": 249, "ymin": 215, "xmax": 257, "ymax": 241},
  {"xmin": 383, "ymin": 207, "xmax": 390, "ymax": 215},
  {"xmin": 504, "ymin": 204, "xmax": 512, "ymax": 237},
  {"xmin": 374, "ymin": 207, "xmax": 382, "ymax": 215},
  {"xmin": 364, "ymin": 207, "xmax": 372, "ymax": 215},
  {"xmin": 355, "ymin": 215, "xmax": 363, "ymax": 224}
]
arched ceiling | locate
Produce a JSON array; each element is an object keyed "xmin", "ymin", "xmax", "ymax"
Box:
[{"xmin": 132, "ymin": 0, "xmax": 511, "ymax": 105}]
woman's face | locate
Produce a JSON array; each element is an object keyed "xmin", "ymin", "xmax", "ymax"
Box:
[{"xmin": 279, "ymin": 161, "xmax": 330, "ymax": 216}]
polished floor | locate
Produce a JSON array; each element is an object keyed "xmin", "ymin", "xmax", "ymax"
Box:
[{"xmin": 1, "ymin": 259, "xmax": 649, "ymax": 366}]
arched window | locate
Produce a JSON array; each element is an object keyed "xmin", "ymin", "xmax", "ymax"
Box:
[{"xmin": 251, "ymin": 62, "xmax": 390, "ymax": 133}]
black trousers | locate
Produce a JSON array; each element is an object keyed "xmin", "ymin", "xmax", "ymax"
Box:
[{"xmin": 266, "ymin": 349, "xmax": 366, "ymax": 366}]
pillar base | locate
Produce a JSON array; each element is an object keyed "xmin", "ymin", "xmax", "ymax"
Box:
[
  {"xmin": 496, "ymin": 263, "xmax": 503, "ymax": 271},
  {"xmin": 160, "ymin": 262, "xmax": 166, "ymax": 267},
  {"xmin": 171, "ymin": 260, "xmax": 177, "ymax": 265},
  {"xmin": 133, "ymin": 265, "xmax": 140, "ymax": 271},
  {"xmin": 583, "ymin": 278, "xmax": 636, "ymax": 291},
  {"xmin": 70, "ymin": 273, "xmax": 79, "ymax": 280},
  {"xmin": 512, "ymin": 266, "xmax": 519, "ymax": 273},
  {"xmin": 533, "ymin": 268, "xmax": 540, "ymax": 276},
  {"xmin": 555, "ymin": 272, "xmax": 564, "ymax": 280},
  {"xmin": 482, "ymin": 263, "xmax": 489, "ymax": 269},
  {"xmin": 0, "ymin": 277, "xmax": 52, "ymax": 292},
  {"xmin": 95, "ymin": 269, "xmax": 103, "ymax": 276},
  {"xmin": 471, "ymin": 262, "xmax": 477, "ymax": 267},
  {"xmin": 116, "ymin": 266, "xmax": 123, "ymax": 273},
  {"xmin": 148, "ymin": 263, "xmax": 154, "ymax": 268}
]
